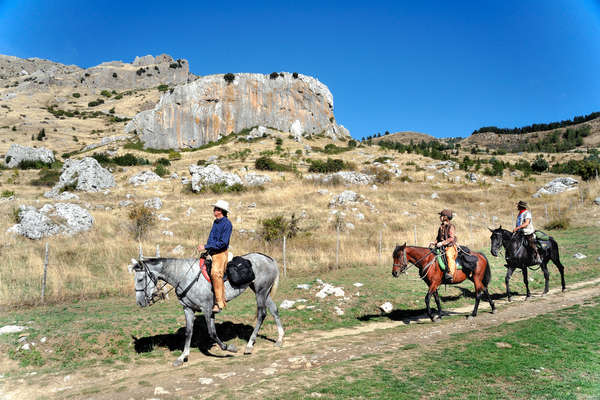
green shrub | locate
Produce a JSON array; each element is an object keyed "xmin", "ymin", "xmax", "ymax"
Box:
[
  {"xmin": 260, "ymin": 214, "xmax": 299, "ymax": 242},
  {"xmin": 91, "ymin": 152, "xmax": 111, "ymax": 164},
  {"xmin": 114, "ymin": 94, "xmax": 123, "ymax": 100},
  {"xmin": 348, "ymin": 139, "xmax": 357, "ymax": 147},
  {"xmin": 269, "ymin": 72, "xmax": 279, "ymax": 79},
  {"xmin": 292, "ymin": 72, "xmax": 299, "ymax": 79},
  {"xmin": 112, "ymin": 153, "xmax": 150, "ymax": 166},
  {"xmin": 255, "ymin": 156, "xmax": 291, "ymax": 172},
  {"xmin": 155, "ymin": 157, "xmax": 171, "ymax": 166},
  {"xmin": 109, "ymin": 107, "xmax": 115, "ymax": 114},
  {"xmin": 100, "ymin": 90, "xmax": 112, "ymax": 97},
  {"xmin": 72, "ymin": 92, "xmax": 80, "ymax": 98},
  {"xmin": 16, "ymin": 160, "xmax": 52, "ymax": 169},
  {"xmin": 224, "ymin": 73, "xmax": 235, "ymax": 84},
  {"xmin": 88, "ymin": 99, "xmax": 104, "ymax": 107},
  {"xmin": 36, "ymin": 128, "xmax": 46, "ymax": 141},
  {"xmin": 531, "ymin": 155, "xmax": 549, "ymax": 173},
  {"xmin": 30, "ymin": 169, "xmax": 61, "ymax": 187},
  {"xmin": 373, "ymin": 156, "xmax": 392, "ymax": 163},
  {"xmin": 207, "ymin": 182, "xmax": 246, "ymax": 194},
  {"xmin": 168, "ymin": 150, "xmax": 181, "ymax": 160},
  {"xmin": 308, "ymin": 158, "xmax": 352, "ymax": 173},
  {"xmin": 153, "ymin": 163, "xmax": 169, "ymax": 177},
  {"xmin": 275, "ymin": 137, "xmax": 283, "ymax": 146},
  {"xmin": 1, "ymin": 190, "xmax": 14, "ymax": 198},
  {"xmin": 157, "ymin": 84, "xmax": 169, "ymax": 92}
]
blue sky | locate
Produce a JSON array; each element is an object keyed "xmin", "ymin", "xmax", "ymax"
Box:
[{"xmin": 1, "ymin": 0, "xmax": 599, "ymax": 139}]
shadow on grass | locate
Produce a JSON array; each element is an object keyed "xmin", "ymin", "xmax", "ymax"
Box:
[{"xmin": 132, "ymin": 316, "xmax": 273, "ymax": 357}]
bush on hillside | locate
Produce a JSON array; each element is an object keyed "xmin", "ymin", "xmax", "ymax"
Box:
[
  {"xmin": 308, "ymin": 158, "xmax": 353, "ymax": 173},
  {"xmin": 260, "ymin": 214, "xmax": 299, "ymax": 242},
  {"xmin": 128, "ymin": 205, "xmax": 156, "ymax": 240},
  {"xmin": 30, "ymin": 168, "xmax": 61, "ymax": 187},
  {"xmin": 255, "ymin": 156, "xmax": 291, "ymax": 172},
  {"xmin": 224, "ymin": 73, "xmax": 235, "ymax": 84}
]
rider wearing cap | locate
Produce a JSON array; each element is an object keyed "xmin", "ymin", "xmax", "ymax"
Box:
[
  {"xmin": 430, "ymin": 209, "xmax": 458, "ymax": 282},
  {"xmin": 514, "ymin": 200, "xmax": 542, "ymax": 264},
  {"xmin": 198, "ymin": 200, "xmax": 233, "ymax": 313}
]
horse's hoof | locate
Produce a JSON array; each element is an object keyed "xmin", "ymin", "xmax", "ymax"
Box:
[
  {"xmin": 244, "ymin": 346, "xmax": 253, "ymax": 355},
  {"xmin": 491, "ymin": 308, "xmax": 497, "ymax": 314},
  {"xmin": 525, "ymin": 295, "xmax": 531, "ymax": 300},
  {"xmin": 562, "ymin": 288, "xmax": 566, "ymax": 292},
  {"xmin": 433, "ymin": 317, "xmax": 442, "ymax": 323},
  {"xmin": 466, "ymin": 315, "xmax": 474, "ymax": 320},
  {"xmin": 173, "ymin": 358, "xmax": 185, "ymax": 367},
  {"xmin": 226, "ymin": 344, "xmax": 238, "ymax": 353},
  {"xmin": 507, "ymin": 298, "xmax": 512, "ymax": 303},
  {"xmin": 275, "ymin": 340, "xmax": 283, "ymax": 348}
]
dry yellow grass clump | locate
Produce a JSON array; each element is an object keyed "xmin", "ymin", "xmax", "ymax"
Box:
[{"xmin": 0, "ymin": 132, "xmax": 598, "ymax": 307}]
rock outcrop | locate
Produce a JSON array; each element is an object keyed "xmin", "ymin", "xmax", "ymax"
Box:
[
  {"xmin": 45, "ymin": 157, "xmax": 115, "ymax": 197},
  {"xmin": 189, "ymin": 164, "xmax": 242, "ymax": 192},
  {"xmin": 126, "ymin": 73, "xmax": 350, "ymax": 149},
  {"xmin": 4, "ymin": 144, "xmax": 55, "ymax": 168},
  {"xmin": 305, "ymin": 171, "xmax": 375, "ymax": 185},
  {"xmin": 8, "ymin": 203, "xmax": 94, "ymax": 239},
  {"xmin": 532, "ymin": 177, "xmax": 578, "ymax": 198},
  {"xmin": 129, "ymin": 170, "xmax": 162, "ymax": 186},
  {"xmin": 0, "ymin": 54, "xmax": 194, "ymax": 92}
]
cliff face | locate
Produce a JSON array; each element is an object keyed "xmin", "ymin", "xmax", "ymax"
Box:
[
  {"xmin": 0, "ymin": 54, "xmax": 194, "ymax": 92},
  {"xmin": 125, "ymin": 73, "xmax": 349, "ymax": 149}
]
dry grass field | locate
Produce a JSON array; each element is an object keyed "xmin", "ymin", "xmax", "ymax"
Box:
[{"xmin": 0, "ymin": 129, "xmax": 598, "ymax": 307}]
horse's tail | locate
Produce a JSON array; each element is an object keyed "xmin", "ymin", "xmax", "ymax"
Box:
[
  {"xmin": 269, "ymin": 269, "xmax": 279, "ymax": 299},
  {"xmin": 480, "ymin": 253, "xmax": 492, "ymax": 287}
]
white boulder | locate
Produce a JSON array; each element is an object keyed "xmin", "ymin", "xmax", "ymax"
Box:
[
  {"xmin": 188, "ymin": 164, "xmax": 242, "ymax": 192},
  {"xmin": 129, "ymin": 170, "xmax": 162, "ymax": 186},
  {"xmin": 8, "ymin": 203, "xmax": 94, "ymax": 240},
  {"xmin": 5, "ymin": 144, "xmax": 55, "ymax": 168},
  {"xmin": 533, "ymin": 177, "xmax": 578, "ymax": 198},
  {"xmin": 45, "ymin": 157, "xmax": 115, "ymax": 197}
]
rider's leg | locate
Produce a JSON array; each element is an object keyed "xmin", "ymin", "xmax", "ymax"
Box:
[
  {"xmin": 210, "ymin": 250, "xmax": 228, "ymax": 312},
  {"xmin": 445, "ymin": 245, "xmax": 457, "ymax": 282},
  {"xmin": 527, "ymin": 234, "xmax": 542, "ymax": 264}
]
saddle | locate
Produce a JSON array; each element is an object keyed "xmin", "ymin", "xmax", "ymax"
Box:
[
  {"xmin": 200, "ymin": 254, "xmax": 255, "ymax": 287},
  {"xmin": 436, "ymin": 246, "xmax": 478, "ymax": 275},
  {"xmin": 534, "ymin": 230, "xmax": 552, "ymax": 251}
]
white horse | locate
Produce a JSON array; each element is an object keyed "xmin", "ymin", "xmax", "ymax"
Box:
[{"xmin": 129, "ymin": 253, "xmax": 284, "ymax": 366}]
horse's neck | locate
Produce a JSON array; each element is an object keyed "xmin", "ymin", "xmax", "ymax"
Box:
[
  {"xmin": 148, "ymin": 259, "xmax": 186, "ymax": 285},
  {"xmin": 407, "ymin": 247, "xmax": 432, "ymax": 270}
]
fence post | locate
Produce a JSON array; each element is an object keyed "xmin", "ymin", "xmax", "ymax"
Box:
[
  {"xmin": 413, "ymin": 225, "xmax": 417, "ymax": 245},
  {"xmin": 336, "ymin": 225, "xmax": 340, "ymax": 269},
  {"xmin": 282, "ymin": 235, "xmax": 287, "ymax": 278},
  {"xmin": 156, "ymin": 244, "xmax": 160, "ymax": 257},
  {"xmin": 139, "ymin": 243, "xmax": 143, "ymax": 259},
  {"xmin": 378, "ymin": 231, "xmax": 382, "ymax": 265},
  {"xmin": 545, "ymin": 204, "xmax": 548, "ymax": 222},
  {"xmin": 41, "ymin": 243, "xmax": 49, "ymax": 303}
]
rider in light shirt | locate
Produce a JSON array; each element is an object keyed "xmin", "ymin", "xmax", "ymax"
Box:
[{"xmin": 513, "ymin": 200, "xmax": 542, "ymax": 264}]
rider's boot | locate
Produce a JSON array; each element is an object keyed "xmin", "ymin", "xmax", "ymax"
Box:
[{"xmin": 444, "ymin": 271, "xmax": 453, "ymax": 283}]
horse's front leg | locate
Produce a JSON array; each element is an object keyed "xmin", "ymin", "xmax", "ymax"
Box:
[
  {"xmin": 173, "ymin": 307, "xmax": 195, "ymax": 367},
  {"xmin": 505, "ymin": 266, "xmax": 515, "ymax": 302},
  {"xmin": 522, "ymin": 266, "xmax": 531, "ymax": 299},
  {"xmin": 433, "ymin": 290, "xmax": 443, "ymax": 320},
  {"xmin": 206, "ymin": 313, "xmax": 237, "ymax": 353}
]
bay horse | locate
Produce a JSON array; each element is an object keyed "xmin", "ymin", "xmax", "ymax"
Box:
[
  {"xmin": 129, "ymin": 253, "xmax": 284, "ymax": 366},
  {"xmin": 489, "ymin": 227, "xmax": 566, "ymax": 301},
  {"xmin": 392, "ymin": 243, "xmax": 495, "ymax": 320}
]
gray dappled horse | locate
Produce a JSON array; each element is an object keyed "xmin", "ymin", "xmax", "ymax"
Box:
[{"xmin": 129, "ymin": 253, "xmax": 284, "ymax": 366}]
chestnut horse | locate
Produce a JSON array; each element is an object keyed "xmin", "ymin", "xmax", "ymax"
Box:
[{"xmin": 392, "ymin": 243, "xmax": 496, "ymax": 320}]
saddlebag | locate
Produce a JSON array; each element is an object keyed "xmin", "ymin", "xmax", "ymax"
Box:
[{"xmin": 227, "ymin": 256, "xmax": 255, "ymax": 286}]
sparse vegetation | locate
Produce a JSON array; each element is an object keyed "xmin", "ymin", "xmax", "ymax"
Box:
[
  {"xmin": 260, "ymin": 214, "xmax": 299, "ymax": 242},
  {"xmin": 157, "ymin": 84, "xmax": 168, "ymax": 92},
  {"xmin": 128, "ymin": 205, "xmax": 156, "ymax": 240},
  {"xmin": 153, "ymin": 163, "xmax": 169, "ymax": 177},
  {"xmin": 36, "ymin": 128, "xmax": 46, "ymax": 141},
  {"xmin": 100, "ymin": 90, "xmax": 112, "ymax": 97},
  {"xmin": 224, "ymin": 73, "xmax": 235, "ymax": 84},
  {"xmin": 72, "ymin": 92, "xmax": 80, "ymax": 98},
  {"xmin": 255, "ymin": 156, "xmax": 292, "ymax": 172},
  {"xmin": 308, "ymin": 158, "xmax": 354, "ymax": 173},
  {"xmin": 88, "ymin": 99, "xmax": 105, "ymax": 107},
  {"xmin": 269, "ymin": 72, "xmax": 279, "ymax": 79}
]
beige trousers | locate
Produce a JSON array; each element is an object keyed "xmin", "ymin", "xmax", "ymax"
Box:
[{"xmin": 211, "ymin": 250, "xmax": 228, "ymax": 309}]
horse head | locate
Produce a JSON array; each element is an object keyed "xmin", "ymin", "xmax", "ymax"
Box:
[
  {"xmin": 489, "ymin": 226, "xmax": 505, "ymax": 257},
  {"xmin": 129, "ymin": 258, "xmax": 163, "ymax": 307},
  {"xmin": 392, "ymin": 242, "xmax": 408, "ymax": 277}
]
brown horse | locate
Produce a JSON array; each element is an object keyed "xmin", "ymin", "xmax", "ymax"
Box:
[{"xmin": 392, "ymin": 243, "xmax": 496, "ymax": 320}]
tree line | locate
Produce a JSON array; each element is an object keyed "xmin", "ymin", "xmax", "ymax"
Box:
[{"xmin": 471, "ymin": 111, "xmax": 599, "ymax": 135}]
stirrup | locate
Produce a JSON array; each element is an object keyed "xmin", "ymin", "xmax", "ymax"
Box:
[
  {"xmin": 444, "ymin": 272, "xmax": 453, "ymax": 282},
  {"xmin": 212, "ymin": 305, "xmax": 222, "ymax": 313}
]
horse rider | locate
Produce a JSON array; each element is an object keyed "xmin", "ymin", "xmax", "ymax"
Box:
[
  {"xmin": 429, "ymin": 209, "xmax": 458, "ymax": 283},
  {"xmin": 197, "ymin": 200, "xmax": 233, "ymax": 313},
  {"xmin": 513, "ymin": 200, "xmax": 542, "ymax": 264}
]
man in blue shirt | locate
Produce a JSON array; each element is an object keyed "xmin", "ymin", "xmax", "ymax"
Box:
[{"xmin": 197, "ymin": 200, "xmax": 233, "ymax": 313}]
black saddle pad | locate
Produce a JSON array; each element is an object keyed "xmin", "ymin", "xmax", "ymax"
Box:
[
  {"xmin": 457, "ymin": 252, "xmax": 478, "ymax": 273},
  {"xmin": 227, "ymin": 256, "xmax": 255, "ymax": 286}
]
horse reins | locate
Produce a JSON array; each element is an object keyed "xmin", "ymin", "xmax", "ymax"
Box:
[
  {"xmin": 395, "ymin": 248, "xmax": 436, "ymax": 281},
  {"xmin": 136, "ymin": 258, "xmax": 201, "ymax": 306}
]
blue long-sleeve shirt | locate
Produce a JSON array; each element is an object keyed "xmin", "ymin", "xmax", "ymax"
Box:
[{"xmin": 205, "ymin": 216, "xmax": 232, "ymax": 253}]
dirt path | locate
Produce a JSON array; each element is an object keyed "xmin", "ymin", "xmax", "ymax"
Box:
[{"xmin": 2, "ymin": 278, "xmax": 599, "ymax": 400}]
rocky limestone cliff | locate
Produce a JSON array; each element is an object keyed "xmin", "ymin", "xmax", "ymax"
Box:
[
  {"xmin": 125, "ymin": 73, "xmax": 349, "ymax": 149},
  {"xmin": 0, "ymin": 54, "xmax": 194, "ymax": 92}
]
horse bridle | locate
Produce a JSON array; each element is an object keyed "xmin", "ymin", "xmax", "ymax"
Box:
[
  {"xmin": 134, "ymin": 259, "xmax": 168, "ymax": 306},
  {"xmin": 394, "ymin": 247, "xmax": 435, "ymax": 276}
]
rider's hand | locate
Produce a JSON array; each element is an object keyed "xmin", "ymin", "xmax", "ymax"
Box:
[
  {"xmin": 436, "ymin": 242, "xmax": 443, "ymax": 248},
  {"xmin": 197, "ymin": 244, "xmax": 205, "ymax": 252}
]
